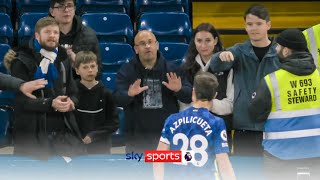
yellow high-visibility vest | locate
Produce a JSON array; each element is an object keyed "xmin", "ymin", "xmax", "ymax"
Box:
[
  {"xmin": 263, "ymin": 69, "xmax": 320, "ymax": 160},
  {"xmin": 303, "ymin": 24, "xmax": 320, "ymax": 67},
  {"xmin": 265, "ymin": 69, "xmax": 320, "ymax": 112}
]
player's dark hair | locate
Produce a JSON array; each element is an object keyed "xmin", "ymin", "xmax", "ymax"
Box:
[{"xmin": 193, "ymin": 72, "xmax": 219, "ymax": 101}]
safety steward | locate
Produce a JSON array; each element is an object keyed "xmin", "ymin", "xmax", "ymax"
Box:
[{"xmin": 250, "ymin": 28, "xmax": 320, "ymax": 180}]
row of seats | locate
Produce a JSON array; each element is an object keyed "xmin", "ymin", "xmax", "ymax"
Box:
[
  {"xmin": 101, "ymin": 42, "xmax": 188, "ymax": 91},
  {"xmin": 1, "ymin": 12, "xmax": 192, "ymax": 45},
  {"xmin": 0, "ymin": 0, "xmax": 189, "ymax": 17}
]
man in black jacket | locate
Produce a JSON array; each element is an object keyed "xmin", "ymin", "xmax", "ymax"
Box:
[
  {"xmin": 0, "ymin": 73, "xmax": 47, "ymax": 99},
  {"xmin": 6, "ymin": 17, "xmax": 84, "ymax": 159},
  {"xmin": 114, "ymin": 30, "xmax": 192, "ymax": 152},
  {"xmin": 49, "ymin": 0, "xmax": 101, "ymax": 79}
]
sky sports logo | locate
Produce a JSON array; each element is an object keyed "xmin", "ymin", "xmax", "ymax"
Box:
[{"xmin": 126, "ymin": 150, "xmax": 195, "ymax": 165}]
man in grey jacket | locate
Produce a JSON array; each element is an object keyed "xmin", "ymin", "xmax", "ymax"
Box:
[{"xmin": 0, "ymin": 73, "xmax": 47, "ymax": 99}]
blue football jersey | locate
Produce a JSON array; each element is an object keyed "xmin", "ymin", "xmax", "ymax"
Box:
[{"xmin": 160, "ymin": 106, "xmax": 229, "ymax": 180}]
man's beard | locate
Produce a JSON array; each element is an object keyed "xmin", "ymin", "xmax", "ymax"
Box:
[
  {"xmin": 39, "ymin": 40, "xmax": 58, "ymax": 51},
  {"xmin": 277, "ymin": 53, "xmax": 285, "ymax": 61}
]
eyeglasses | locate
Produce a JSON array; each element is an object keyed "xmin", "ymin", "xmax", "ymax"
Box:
[
  {"xmin": 53, "ymin": 4, "xmax": 75, "ymax": 11},
  {"xmin": 135, "ymin": 40, "xmax": 157, "ymax": 47}
]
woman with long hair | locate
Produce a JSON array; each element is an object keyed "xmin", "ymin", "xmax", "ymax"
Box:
[{"xmin": 181, "ymin": 23, "xmax": 234, "ymax": 130}]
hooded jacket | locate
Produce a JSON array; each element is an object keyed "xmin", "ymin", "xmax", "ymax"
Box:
[
  {"xmin": 75, "ymin": 80, "xmax": 119, "ymax": 142},
  {"xmin": 75, "ymin": 80, "xmax": 119, "ymax": 154},
  {"xmin": 113, "ymin": 52, "xmax": 192, "ymax": 134},
  {"xmin": 5, "ymin": 41, "xmax": 81, "ymax": 158},
  {"xmin": 250, "ymin": 52, "xmax": 316, "ymax": 122}
]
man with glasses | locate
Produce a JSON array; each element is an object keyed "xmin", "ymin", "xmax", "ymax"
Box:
[
  {"xmin": 49, "ymin": 0, "xmax": 101, "ymax": 79},
  {"xmin": 114, "ymin": 30, "xmax": 192, "ymax": 152}
]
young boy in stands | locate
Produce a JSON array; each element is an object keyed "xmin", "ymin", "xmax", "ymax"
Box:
[{"xmin": 74, "ymin": 51, "xmax": 119, "ymax": 154}]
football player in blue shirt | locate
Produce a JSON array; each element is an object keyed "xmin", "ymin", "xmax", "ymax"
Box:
[{"xmin": 153, "ymin": 72, "xmax": 236, "ymax": 180}]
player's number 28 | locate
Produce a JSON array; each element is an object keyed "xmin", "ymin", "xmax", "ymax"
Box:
[{"xmin": 173, "ymin": 133, "xmax": 208, "ymax": 167}]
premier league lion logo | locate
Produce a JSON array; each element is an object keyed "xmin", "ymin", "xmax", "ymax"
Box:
[{"xmin": 184, "ymin": 152, "xmax": 192, "ymax": 161}]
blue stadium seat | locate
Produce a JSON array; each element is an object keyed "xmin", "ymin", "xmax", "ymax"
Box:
[
  {"xmin": 17, "ymin": 13, "xmax": 47, "ymax": 46},
  {"xmin": 81, "ymin": 13, "xmax": 134, "ymax": 44},
  {"xmin": 16, "ymin": 0, "xmax": 50, "ymax": 16},
  {"xmin": 0, "ymin": 91, "xmax": 15, "ymax": 106},
  {"xmin": 0, "ymin": 108, "xmax": 9, "ymax": 136},
  {"xmin": 77, "ymin": 0, "xmax": 130, "ymax": 15},
  {"xmin": 101, "ymin": 72, "xmax": 117, "ymax": 92},
  {"xmin": 0, "ymin": 43, "xmax": 10, "ymax": 74},
  {"xmin": 0, "ymin": 106, "xmax": 14, "ymax": 147},
  {"xmin": 137, "ymin": 12, "xmax": 192, "ymax": 43},
  {"xmin": 0, "ymin": 0, "xmax": 12, "ymax": 14},
  {"xmin": 0, "ymin": 13, "xmax": 13, "ymax": 44},
  {"xmin": 112, "ymin": 106, "xmax": 125, "ymax": 147},
  {"xmin": 0, "ymin": 90, "xmax": 15, "ymax": 146},
  {"xmin": 0, "ymin": 107, "xmax": 10, "ymax": 145},
  {"xmin": 134, "ymin": 0, "xmax": 189, "ymax": 17},
  {"xmin": 159, "ymin": 42, "xmax": 188, "ymax": 66},
  {"xmin": 99, "ymin": 43, "xmax": 134, "ymax": 72}
]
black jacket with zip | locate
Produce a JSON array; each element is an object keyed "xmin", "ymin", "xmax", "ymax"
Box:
[{"xmin": 113, "ymin": 52, "xmax": 192, "ymax": 134}]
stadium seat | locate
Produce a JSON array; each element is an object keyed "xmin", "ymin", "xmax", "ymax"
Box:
[
  {"xmin": 101, "ymin": 72, "xmax": 117, "ymax": 92},
  {"xmin": 0, "ymin": 43, "xmax": 10, "ymax": 74},
  {"xmin": 112, "ymin": 106, "xmax": 125, "ymax": 147},
  {"xmin": 159, "ymin": 42, "xmax": 188, "ymax": 66},
  {"xmin": 100, "ymin": 74, "xmax": 129, "ymax": 145},
  {"xmin": 99, "ymin": 43, "xmax": 134, "ymax": 73},
  {"xmin": 16, "ymin": 0, "xmax": 50, "ymax": 16},
  {"xmin": 77, "ymin": 0, "xmax": 130, "ymax": 15},
  {"xmin": 0, "ymin": 106, "xmax": 13, "ymax": 147},
  {"xmin": 134, "ymin": 0, "xmax": 189, "ymax": 17},
  {"xmin": 0, "ymin": 0, "xmax": 12, "ymax": 14},
  {"xmin": 81, "ymin": 13, "xmax": 134, "ymax": 44},
  {"xmin": 0, "ymin": 91, "xmax": 15, "ymax": 107},
  {"xmin": 17, "ymin": 13, "xmax": 47, "ymax": 46},
  {"xmin": 0, "ymin": 13, "xmax": 13, "ymax": 44},
  {"xmin": 0, "ymin": 90, "xmax": 16, "ymax": 147},
  {"xmin": 137, "ymin": 12, "xmax": 192, "ymax": 43}
]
